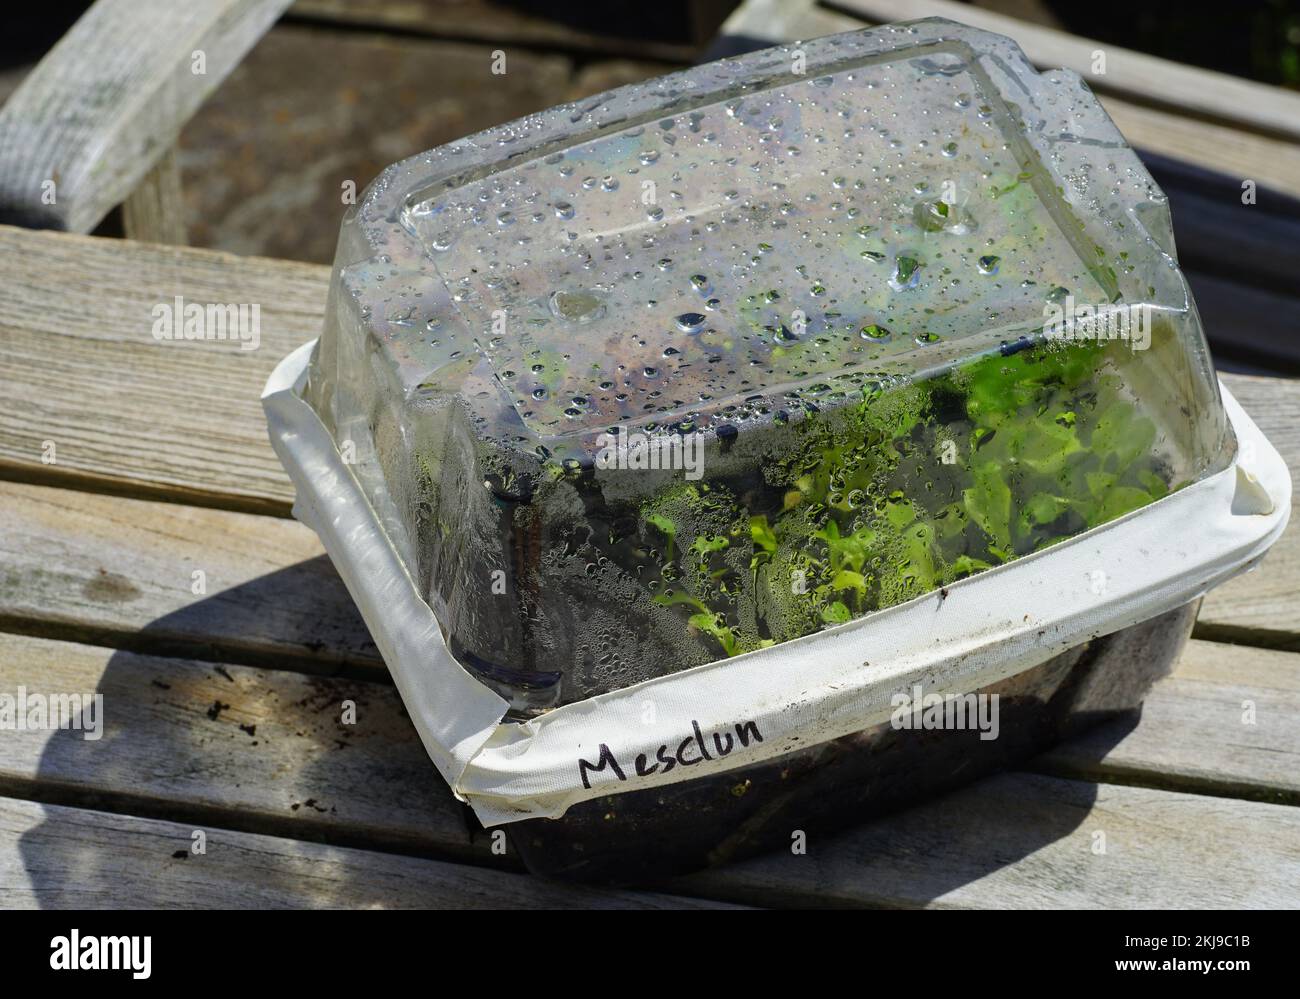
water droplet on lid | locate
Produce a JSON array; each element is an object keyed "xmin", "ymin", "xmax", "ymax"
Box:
[
  {"xmin": 914, "ymin": 199, "xmax": 955, "ymax": 232},
  {"xmin": 555, "ymin": 202, "xmax": 575, "ymax": 220},
  {"xmin": 977, "ymin": 255, "xmax": 1000, "ymax": 275},
  {"xmin": 892, "ymin": 255, "xmax": 922, "ymax": 289},
  {"xmin": 548, "ymin": 289, "xmax": 605, "ymax": 323},
  {"xmin": 675, "ymin": 312, "xmax": 707, "ymax": 333},
  {"xmin": 772, "ymin": 324, "xmax": 798, "ymax": 343},
  {"xmin": 860, "ymin": 324, "xmax": 891, "ymax": 340}
]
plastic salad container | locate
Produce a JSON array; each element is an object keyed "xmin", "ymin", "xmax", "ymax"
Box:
[{"xmin": 263, "ymin": 18, "xmax": 1291, "ymax": 882}]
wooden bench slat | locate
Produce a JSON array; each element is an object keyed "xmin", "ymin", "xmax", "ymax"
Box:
[
  {"xmin": 2, "ymin": 458, "xmax": 1294, "ymax": 680},
  {"xmin": 0, "ymin": 480, "xmax": 380, "ymax": 675},
  {"xmin": 0, "ymin": 632, "xmax": 457, "ymax": 858},
  {"xmin": 1198, "ymin": 520, "xmax": 1300, "ymax": 652},
  {"xmin": 0, "ymin": 224, "xmax": 1294, "ymax": 498},
  {"xmin": 1036, "ymin": 640, "xmax": 1300, "ymax": 802},
  {"xmin": 717, "ymin": 0, "xmax": 1300, "ymax": 199},
  {"xmin": 672, "ymin": 771, "xmax": 1300, "ymax": 909},
  {"xmin": 1100, "ymin": 97, "xmax": 1300, "ymax": 204},
  {"xmin": 835, "ymin": 0, "xmax": 1300, "ymax": 144},
  {"xmin": 0, "ymin": 0, "xmax": 293, "ymax": 234},
  {"xmin": 0, "ymin": 235, "xmax": 1294, "ymax": 660},
  {"xmin": 0, "ymin": 225, "xmax": 322, "ymax": 514},
  {"xmin": 1, "ymin": 630, "xmax": 1295, "ymax": 907},
  {"xmin": 0, "ymin": 796, "xmax": 729, "ymax": 909}
]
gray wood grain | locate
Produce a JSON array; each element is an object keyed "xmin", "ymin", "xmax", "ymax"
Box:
[
  {"xmin": 0, "ymin": 796, "xmax": 731, "ymax": 909},
  {"xmin": 121, "ymin": 149, "xmax": 186, "ymax": 246},
  {"xmin": 1197, "ymin": 373, "xmax": 1300, "ymax": 651},
  {"xmin": 0, "ymin": 225, "xmax": 1294, "ymax": 655},
  {"xmin": 0, "ymin": 480, "xmax": 381, "ymax": 675},
  {"xmin": 836, "ymin": 0, "xmax": 1300, "ymax": 144},
  {"xmin": 1036, "ymin": 640, "xmax": 1300, "ymax": 802},
  {"xmin": 718, "ymin": 0, "xmax": 1300, "ymax": 198},
  {"xmin": 0, "ymin": 631, "xmax": 453, "ymax": 856},
  {"xmin": 0, "ymin": 223, "xmax": 1293, "ymax": 509},
  {"xmin": 1, "ymin": 630, "xmax": 1296, "ymax": 907},
  {"xmin": 0, "ymin": 0, "xmax": 292, "ymax": 233},
  {"xmin": 0, "ymin": 225, "xmax": 320, "ymax": 513},
  {"xmin": 671, "ymin": 771, "xmax": 1300, "ymax": 908}
]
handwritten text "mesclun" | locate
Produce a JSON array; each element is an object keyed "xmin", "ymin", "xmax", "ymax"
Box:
[{"xmin": 577, "ymin": 719, "xmax": 763, "ymax": 789}]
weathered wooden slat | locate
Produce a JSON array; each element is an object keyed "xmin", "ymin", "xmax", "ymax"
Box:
[
  {"xmin": 0, "ymin": 632, "xmax": 454, "ymax": 857},
  {"xmin": 1, "ymin": 224, "xmax": 1295, "ymax": 502},
  {"xmin": 1218, "ymin": 374, "xmax": 1300, "ymax": 496},
  {"xmin": 1194, "ymin": 373, "xmax": 1300, "ymax": 651},
  {"xmin": 0, "ymin": 0, "xmax": 293, "ymax": 234},
  {"xmin": 0, "ymin": 236, "xmax": 1294, "ymax": 658},
  {"xmin": 121, "ymin": 149, "xmax": 187, "ymax": 246},
  {"xmin": 714, "ymin": 0, "xmax": 1300, "ymax": 200},
  {"xmin": 1103, "ymin": 100, "xmax": 1300, "ymax": 205},
  {"xmin": 835, "ymin": 0, "xmax": 1300, "ymax": 144},
  {"xmin": 1, "ymin": 630, "xmax": 1296, "ymax": 907},
  {"xmin": 2, "ymin": 456, "xmax": 1293, "ymax": 683},
  {"xmin": 1198, "ymin": 507, "xmax": 1300, "ymax": 652},
  {"xmin": 671, "ymin": 771, "xmax": 1300, "ymax": 908},
  {"xmin": 1035, "ymin": 640, "xmax": 1300, "ymax": 802},
  {"xmin": 0, "ymin": 796, "xmax": 729, "ymax": 909},
  {"xmin": 0, "ymin": 480, "xmax": 380, "ymax": 675},
  {"xmin": 0, "ymin": 225, "xmax": 322, "ymax": 514}
]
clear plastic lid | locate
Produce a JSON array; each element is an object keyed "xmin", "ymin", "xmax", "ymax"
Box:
[{"xmin": 306, "ymin": 18, "xmax": 1233, "ymax": 711}]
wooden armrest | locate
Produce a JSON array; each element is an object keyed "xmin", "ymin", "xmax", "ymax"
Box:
[{"xmin": 0, "ymin": 0, "xmax": 292, "ymax": 234}]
